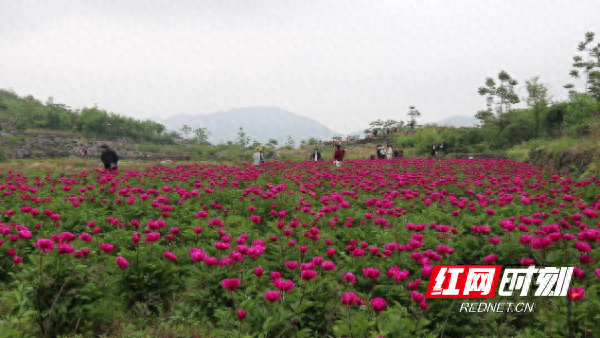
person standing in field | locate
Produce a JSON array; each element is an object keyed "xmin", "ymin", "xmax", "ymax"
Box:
[
  {"xmin": 439, "ymin": 139, "xmax": 448, "ymax": 155},
  {"xmin": 100, "ymin": 144, "xmax": 119, "ymax": 171},
  {"xmin": 385, "ymin": 144, "xmax": 394, "ymax": 160},
  {"xmin": 311, "ymin": 148, "xmax": 323, "ymax": 161},
  {"xmin": 430, "ymin": 142, "xmax": 437, "ymax": 157},
  {"xmin": 253, "ymin": 146, "xmax": 265, "ymax": 166},
  {"xmin": 333, "ymin": 144, "xmax": 345, "ymax": 167}
]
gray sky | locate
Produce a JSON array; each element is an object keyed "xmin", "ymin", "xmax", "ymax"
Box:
[{"xmin": 1, "ymin": 0, "xmax": 599, "ymax": 134}]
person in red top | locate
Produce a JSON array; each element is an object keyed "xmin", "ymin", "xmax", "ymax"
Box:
[{"xmin": 333, "ymin": 145, "xmax": 345, "ymax": 167}]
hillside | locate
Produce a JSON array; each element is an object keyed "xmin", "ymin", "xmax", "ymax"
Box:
[{"xmin": 156, "ymin": 106, "xmax": 342, "ymax": 145}]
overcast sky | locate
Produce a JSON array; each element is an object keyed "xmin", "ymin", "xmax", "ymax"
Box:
[{"xmin": 1, "ymin": 0, "xmax": 599, "ymax": 134}]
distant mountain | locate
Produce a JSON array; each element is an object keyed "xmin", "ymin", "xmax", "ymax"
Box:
[
  {"xmin": 156, "ymin": 107, "xmax": 342, "ymax": 145},
  {"xmin": 433, "ymin": 115, "xmax": 478, "ymax": 128}
]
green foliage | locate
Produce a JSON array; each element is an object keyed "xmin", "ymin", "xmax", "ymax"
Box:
[
  {"xmin": 564, "ymin": 93, "xmax": 600, "ymax": 134},
  {"xmin": 0, "ymin": 89, "xmax": 174, "ymax": 144}
]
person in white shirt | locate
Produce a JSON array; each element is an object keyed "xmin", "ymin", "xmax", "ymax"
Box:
[
  {"xmin": 253, "ymin": 147, "xmax": 264, "ymax": 166},
  {"xmin": 385, "ymin": 144, "xmax": 394, "ymax": 160}
]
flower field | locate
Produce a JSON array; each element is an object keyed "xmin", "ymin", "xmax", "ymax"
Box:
[{"xmin": 1, "ymin": 158, "xmax": 599, "ymax": 337}]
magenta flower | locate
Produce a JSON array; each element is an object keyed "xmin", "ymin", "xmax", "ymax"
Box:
[
  {"xmin": 116, "ymin": 256, "xmax": 129, "ymax": 269},
  {"xmin": 264, "ymin": 290, "xmax": 281, "ymax": 302},
  {"xmin": 221, "ymin": 278, "xmax": 241, "ymax": 291},
  {"xmin": 99, "ymin": 243, "xmax": 114, "ymax": 254},
  {"xmin": 254, "ymin": 267, "xmax": 264, "ymax": 277},
  {"xmin": 568, "ymin": 288, "xmax": 585, "ymax": 302},
  {"xmin": 341, "ymin": 292, "xmax": 360, "ymax": 306},
  {"xmin": 163, "ymin": 251, "xmax": 177, "ymax": 261},
  {"xmin": 483, "ymin": 254, "xmax": 497, "ymax": 263},
  {"xmin": 237, "ymin": 309, "xmax": 246, "ymax": 321},
  {"xmin": 274, "ymin": 279, "xmax": 295, "ymax": 292},
  {"xmin": 410, "ymin": 291, "xmax": 424, "ymax": 303},
  {"xmin": 34, "ymin": 238, "xmax": 54, "ymax": 252},
  {"xmin": 489, "ymin": 237, "xmax": 502, "ymax": 245},
  {"xmin": 343, "ymin": 272, "xmax": 357, "ymax": 284},
  {"xmin": 301, "ymin": 270, "xmax": 318, "ymax": 281},
  {"xmin": 520, "ymin": 258, "xmax": 535, "ymax": 266},
  {"xmin": 370, "ymin": 297, "xmax": 386, "ymax": 312},
  {"xmin": 362, "ymin": 267, "xmax": 380, "ymax": 279},
  {"xmin": 58, "ymin": 243, "xmax": 75, "ymax": 254}
]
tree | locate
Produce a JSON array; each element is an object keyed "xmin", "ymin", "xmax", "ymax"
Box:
[
  {"xmin": 565, "ymin": 31, "xmax": 600, "ymax": 101},
  {"xmin": 476, "ymin": 71, "xmax": 520, "ymax": 129},
  {"xmin": 236, "ymin": 127, "xmax": 251, "ymax": 147},
  {"xmin": 193, "ymin": 127, "xmax": 210, "ymax": 145},
  {"xmin": 285, "ymin": 135, "xmax": 295, "ymax": 148},
  {"xmin": 524, "ymin": 76, "xmax": 551, "ymax": 137},
  {"xmin": 524, "ymin": 76, "xmax": 550, "ymax": 108},
  {"xmin": 407, "ymin": 106, "xmax": 421, "ymax": 131},
  {"xmin": 268, "ymin": 138, "xmax": 278, "ymax": 147},
  {"xmin": 180, "ymin": 125, "xmax": 192, "ymax": 138}
]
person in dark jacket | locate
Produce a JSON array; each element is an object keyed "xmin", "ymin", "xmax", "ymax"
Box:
[
  {"xmin": 100, "ymin": 144, "xmax": 119, "ymax": 171},
  {"xmin": 439, "ymin": 140, "xmax": 448, "ymax": 155},
  {"xmin": 311, "ymin": 148, "xmax": 323, "ymax": 161},
  {"xmin": 430, "ymin": 142, "xmax": 437, "ymax": 157}
]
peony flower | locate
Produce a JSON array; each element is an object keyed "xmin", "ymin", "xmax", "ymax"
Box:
[
  {"xmin": 568, "ymin": 288, "xmax": 585, "ymax": 302},
  {"xmin": 163, "ymin": 251, "xmax": 177, "ymax": 261},
  {"xmin": 254, "ymin": 267, "xmax": 264, "ymax": 277},
  {"xmin": 301, "ymin": 270, "xmax": 318, "ymax": 280},
  {"xmin": 221, "ymin": 278, "xmax": 241, "ymax": 291},
  {"xmin": 99, "ymin": 243, "xmax": 114, "ymax": 254},
  {"xmin": 237, "ymin": 309, "xmax": 246, "ymax": 321},
  {"xmin": 116, "ymin": 256, "xmax": 129, "ymax": 269},
  {"xmin": 362, "ymin": 267, "xmax": 380, "ymax": 279},
  {"xmin": 370, "ymin": 297, "xmax": 386, "ymax": 312},
  {"xmin": 483, "ymin": 254, "xmax": 497, "ymax": 263},
  {"xmin": 341, "ymin": 292, "xmax": 360, "ymax": 306},
  {"xmin": 35, "ymin": 238, "xmax": 54, "ymax": 252},
  {"xmin": 264, "ymin": 290, "xmax": 281, "ymax": 302}
]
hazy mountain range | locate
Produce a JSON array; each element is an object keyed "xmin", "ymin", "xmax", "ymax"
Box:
[{"xmin": 155, "ymin": 107, "xmax": 478, "ymax": 144}]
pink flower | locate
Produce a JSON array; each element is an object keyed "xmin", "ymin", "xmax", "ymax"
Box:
[
  {"xmin": 410, "ymin": 291, "xmax": 424, "ymax": 303},
  {"xmin": 264, "ymin": 290, "xmax": 281, "ymax": 302},
  {"xmin": 568, "ymin": 288, "xmax": 585, "ymax": 302},
  {"xmin": 58, "ymin": 243, "xmax": 75, "ymax": 254},
  {"xmin": 341, "ymin": 292, "xmax": 360, "ymax": 306},
  {"xmin": 595, "ymin": 268, "xmax": 600, "ymax": 278},
  {"xmin": 520, "ymin": 258, "xmax": 535, "ymax": 266},
  {"xmin": 362, "ymin": 267, "xmax": 380, "ymax": 279},
  {"xmin": 222, "ymin": 278, "xmax": 241, "ymax": 291},
  {"xmin": 270, "ymin": 271, "xmax": 282, "ymax": 280},
  {"xmin": 145, "ymin": 232, "xmax": 160, "ymax": 243},
  {"xmin": 99, "ymin": 243, "xmax": 114, "ymax": 254},
  {"xmin": 163, "ymin": 251, "xmax": 177, "ymax": 261},
  {"xmin": 321, "ymin": 261, "xmax": 337, "ymax": 270},
  {"xmin": 343, "ymin": 272, "xmax": 357, "ymax": 284},
  {"xmin": 254, "ymin": 267, "xmax": 264, "ymax": 277},
  {"xmin": 35, "ymin": 239, "xmax": 54, "ymax": 252},
  {"xmin": 573, "ymin": 267, "xmax": 585, "ymax": 278},
  {"xmin": 285, "ymin": 261, "xmax": 299, "ymax": 270},
  {"xmin": 116, "ymin": 256, "xmax": 129, "ymax": 269},
  {"xmin": 370, "ymin": 297, "xmax": 386, "ymax": 312},
  {"xmin": 301, "ymin": 270, "xmax": 318, "ymax": 280},
  {"xmin": 237, "ymin": 309, "xmax": 246, "ymax": 321},
  {"xmin": 13, "ymin": 256, "xmax": 23, "ymax": 264},
  {"xmin": 408, "ymin": 279, "xmax": 421, "ymax": 290},
  {"xmin": 274, "ymin": 279, "xmax": 295, "ymax": 292},
  {"xmin": 483, "ymin": 254, "xmax": 497, "ymax": 263},
  {"xmin": 489, "ymin": 237, "xmax": 502, "ymax": 245}
]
